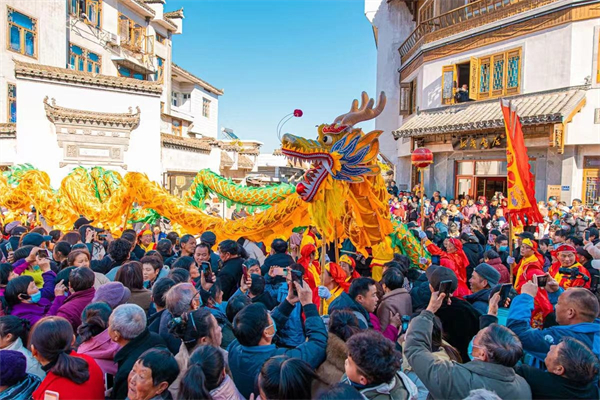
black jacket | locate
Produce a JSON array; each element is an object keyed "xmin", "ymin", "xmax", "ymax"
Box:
[
  {"xmin": 435, "ymin": 297, "xmax": 482, "ymax": 362},
  {"xmin": 112, "ymin": 329, "xmax": 167, "ymax": 399},
  {"xmin": 516, "ymin": 364, "xmax": 599, "ymax": 399},
  {"xmin": 217, "ymin": 256, "xmax": 244, "ymax": 301},
  {"xmin": 328, "ymin": 292, "xmax": 371, "ymax": 329},
  {"xmin": 462, "ymin": 242, "xmax": 483, "ymax": 281},
  {"xmin": 147, "ymin": 309, "xmax": 164, "ymax": 333},
  {"xmin": 261, "ymin": 253, "xmax": 295, "ymax": 276}
]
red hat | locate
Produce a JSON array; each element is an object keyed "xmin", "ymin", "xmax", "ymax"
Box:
[
  {"xmin": 325, "ymin": 262, "xmax": 347, "ymax": 286},
  {"xmin": 555, "ymin": 244, "xmax": 576, "ymax": 253}
]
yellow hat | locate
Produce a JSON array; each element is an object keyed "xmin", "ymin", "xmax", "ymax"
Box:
[
  {"xmin": 339, "ymin": 254, "xmax": 355, "ymax": 268},
  {"xmin": 142, "ymin": 229, "xmax": 152, "ymax": 236}
]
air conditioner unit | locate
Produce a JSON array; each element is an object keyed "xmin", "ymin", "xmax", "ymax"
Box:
[{"xmin": 107, "ymin": 32, "xmax": 120, "ymax": 46}]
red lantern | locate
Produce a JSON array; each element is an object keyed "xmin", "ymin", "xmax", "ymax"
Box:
[
  {"xmin": 411, "ymin": 147, "xmax": 433, "ymax": 169},
  {"xmin": 293, "ymin": 109, "xmax": 303, "ymax": 117}
]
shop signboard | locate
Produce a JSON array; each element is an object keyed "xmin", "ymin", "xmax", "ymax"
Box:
[{"xmin": 452, "ymin": 133, "xmax": 506, "ymax": 151}]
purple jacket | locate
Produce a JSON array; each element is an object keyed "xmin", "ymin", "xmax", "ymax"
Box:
[
  {"xmin": 48, "ymin": 287, "xmax": 96, "ymax": 331},
  {"xmin": 11, "ymin": 299, "xmax": 51, "ymax": 327},
  {"xmin": 77, "ymin": 329, "xmax": 120, "ymax": 375},
  {"xmin": 12, "ymin": 259, "xmax": 56, "ymax": 301}
]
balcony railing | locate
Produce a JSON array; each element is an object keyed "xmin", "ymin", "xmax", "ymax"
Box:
[{"xmin": 399, "ymin": 0, "xmax": 530, "ymax": 60}]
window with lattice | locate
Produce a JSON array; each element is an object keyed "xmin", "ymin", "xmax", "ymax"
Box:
[
  {"xmin": 118, "ymin": 13, "xmax": 145, "ymax": 53},
  {"xmin": 69, "ymin": 43, "xmax": 101, "ymax": 74},
  {"xmin": 400, "ymin": 80, "xmax": 417, "ymax": 116},
  {"xmin": 69, "ymin": 0, "xmax": 102, "ymax": 28},
  {"xmin": 7, "ymin": 83, "xmax": 16, "ymax": 123},
  {"xmin": 203, "ymin": 98, "xmax": 211, "ymax": 118},
  {"xmin": 7, "ymin": 7, "xmax": 36, "ymax": 58}
]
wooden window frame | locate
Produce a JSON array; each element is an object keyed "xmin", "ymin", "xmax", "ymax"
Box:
[
  {"xmin": 491, "ymin": 52, "xmax": 506, "ymax": 97},
  {"xmin": 6, "ymin": 6, "xmax": 37, "ymax": 59},
  {"xmin": 400, "ymin": 80, "xmax": 417, "ymax": 116},
  {"xmin": 506, "ymin": 48, "xmax": 522, "ymax": 95},
  {"xmin": 118, "ymin": 13, "xmax": 146, "ymax": 53},
  {"xmin": 69, "ymin": 43, "xmax": 101, "ymax": 74},
  {"xmin": 202, "ymin": 98, "xmax": 211, "ymax": 118},
  {"xmin": 155, "ymin": 56, "xmax": 164, "ymax": 83},
  {"xmin": 156, "ymin": 33, "xmax": 166, "ymax": 44},
  {"xmin": 7, "ymin": 83, "xmax": 16, "ymax": 123},
  {"xmin": 172, "ymin": 118, "xmax": 182, "ymax": 136},
  {"xmin": 172, "ymin": 91, "xmax": 179, "ymax": 107},
  {"xmin": 441, "ymin": 65, "xmax": 457, "ymax": 105},
  {"xmin": 69, "ymin": 0, "xmax": 102, "ymax": 28}
]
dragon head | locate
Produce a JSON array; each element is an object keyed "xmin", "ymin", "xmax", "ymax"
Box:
[{"xmin": 281, "ymin": 92, "xmax": 386, "ymax": 202}]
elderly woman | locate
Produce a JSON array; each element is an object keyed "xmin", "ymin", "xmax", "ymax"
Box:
[
  {"xmin": 108, "ymin": 304, "xmax": 166, "ymax": 400},
  {"xmin": 47, "ymin": 267, "xmax": 96, "ymax": 331},
  {"xmin": 31, "ymin": 317, "xmax": 105, "ymax": 400},
  {"xmin": 127, "ymin": 349, "xmax": 179, "ymax": 400}
]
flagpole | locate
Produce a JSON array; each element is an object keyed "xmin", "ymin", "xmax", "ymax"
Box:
[{"xmin": 508, "ymin": 215, "xmax": 514, "ymax": 280}]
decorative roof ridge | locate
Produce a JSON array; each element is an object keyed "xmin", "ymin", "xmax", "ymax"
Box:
[
  {"xmin": 44, "ymin": 97, "xmax": 141, "ymax": 129},
  {"xmin": 240, "ymin": 148, "xmax": 260, "ymax": 156},
  {"xmin": 14, "ymin": 60, "xmax": 163, "ymax": 95},
  {"xmin": 143, "ymin": 0, "xmax": 165, "ymax": 4},
  {"xmin": 164, "ymin": 8, "xmax": 184, "ymax": 19},
  {"xmin": 162, "ymin": 16, "xmax": 178, "ymax": 30},
  {"xmin": 161, "ymin": 133, "xmax": 212, "ymax": 152},
  {"xmin": 132, "ymin": 0, "xmax": 156, "ymax": 16},
  {"xmin": 0, "ymin": 122, "xmax": 16, "ymax": 136},
  {"xmin": 171, "ymin": 63, "xmax": 224, "ymax": 95}
]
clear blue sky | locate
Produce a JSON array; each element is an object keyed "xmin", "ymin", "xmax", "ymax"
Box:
[{"xmin": 169, "ymin": 0, "xmax": 377, "ymax": 152}]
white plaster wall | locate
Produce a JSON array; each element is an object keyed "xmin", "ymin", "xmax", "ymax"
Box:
[
  {"xmin": 365, "ymin": 0, "xmax": 415, "ymax": 167},
  {"xmin": 15, "ymin": 78, "xmax": 161, "ymax": 186},
  {"xmin": 161, "ymin": 146, "xmax": 219, "ymax": 175},
  {"xmin": 0, "ymin": 0, "xmax": 67, "ymax": 122},
  {"xmin": 0, "ymin": 138, "xmax": 16, "ymax": 165},
  {"xmin": 190, "ymin": 90, "xmax": 219, "ymax": 138}
]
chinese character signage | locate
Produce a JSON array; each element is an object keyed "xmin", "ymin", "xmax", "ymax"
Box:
[{"xmin": 451, "ymin": 133, "xmax": 506, "ymax": 151}]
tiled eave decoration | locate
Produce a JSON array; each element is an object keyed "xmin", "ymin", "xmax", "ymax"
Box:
[
  {"xmin": 44, "ymin": 97, "xmax": 140, "ymax": 130},
  {"xmin": 0, "ymin": 123, "xmax": 16, "ymax": 138},
  {"xmin": 15, "ymin": 60, "xmax": 163, "ymax": 96},
  {"xmin": 161, "ymin": 133, "xmax": 212, "ymax": 154}
]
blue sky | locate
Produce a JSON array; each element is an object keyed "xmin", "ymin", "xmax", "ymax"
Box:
[{"xmin": 169, "ymin": 0, "xmax": 377, "ymax": 152}]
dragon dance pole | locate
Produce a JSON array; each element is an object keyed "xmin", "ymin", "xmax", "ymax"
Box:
[
  {"xmin": 508, "ymin": 215, "xmax": 514, "ymax": 280},
  {"xmin": 320, "ymin": 232, "xmax": 327, "ymax": 316}
]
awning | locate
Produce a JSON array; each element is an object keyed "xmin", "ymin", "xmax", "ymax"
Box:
[{"xmin": 393, "ymin": 87, "xmax": 587, "ymax": 138}]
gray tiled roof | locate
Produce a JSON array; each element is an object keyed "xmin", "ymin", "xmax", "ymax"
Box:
[{"xmin": 393, "ymin": 87, "xmax": 587, "ymax": 138}]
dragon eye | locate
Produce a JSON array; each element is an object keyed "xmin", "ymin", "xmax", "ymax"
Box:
[{"xmin": 322, "ymin": 135, "xmax": 333, "ymax": 144}]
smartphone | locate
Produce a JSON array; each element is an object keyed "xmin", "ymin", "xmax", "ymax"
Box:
[
  {"xmin": 290, "ymin": 269, "xmax": 303, "ymax": 296},
  {"xmin": 585, "ymin": 231, "xmax": 590, "ymax": 241},
  {"xmin": 201, "ymin": 262, "xmax": 213, "ymax": 283},
  {"xmin": 431, "ymin": 255, "xmax": 441, "ymax": 265},
  {"xmin": 242, "ymin": 265, "xmax": 248, "ymax": 281},
  {"xmin": 5, "ymin": 241, "xmax": 12, "ymax": 252},
  {"xmin": 272, "ymin": 267, "xmax": 286, "ymax": 276},
  {"xmin": 44, "ymin": 390, "xmax": 60, "ymax": 400},
  {"xmin": 536, "ymin": 274, "xmax": 549, "ymax": 288},
  {"xmin": 36, "ymin": 249, "xmax": 50, "ymax": 259},
  {"xmin": 498, "ymin": 283, "xmax": 512, "ymax": 308},
  {"xmin": 438, "ymin": 280, "xmax": 453, "ymax": 304}
]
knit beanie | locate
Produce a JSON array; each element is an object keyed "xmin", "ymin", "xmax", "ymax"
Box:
[
  {"xmin": 92, "ymin": 282, "xmax": 131, "ymax": 309},
  {"xmin": 474, "ymin": 263, "xmax": 501, "ymax": 287},
  {"xmin": 0, "ymin": 350, "xmax": 26, "ymax": 387}
]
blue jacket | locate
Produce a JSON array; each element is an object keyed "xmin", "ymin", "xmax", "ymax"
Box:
[
  {"xmin": 328, "ymin": 291, "xmax": 371, "ymax": 329},
  {"xmin": 227, "ymin": 302, "xmax": 327, "ymax": 398},
  {"xmin": 464, "ymin": 288, "xmax": 492, "ymax": 315},
  {"xmin": 507, "ymin": 293, "xmax": 600, "ymax": 360}
]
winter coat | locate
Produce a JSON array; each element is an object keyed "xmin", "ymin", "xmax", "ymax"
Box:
[
  {"xmin": 111, "ymin": 329, "xmax": 167, "ymax": 400},
  {"xmin": 127, "ymin": 288, "xmax": 152, "ymax": 312},
  {"xmin": 5, "ymin": 337, "xmax": 45, "ymax": 379},
  {"xmin": 209, "ymin": 375, "xmax": 245, "ymax": 400},
  {"xmin": 584, "ymin": 240, "xmax": 600, "ymax": 259},
  {"xmin": 0, "ymin": 373, "xmax": 41, "ymax": 400},
  {"xmin": 376, "ymin": 288, "xmax": 412, "ymax": 331},
  {"xmin": 32, "ymin": 352, "xmax": 105, "ymax": 400},
  {"xmin": 402, "ymin": 339, "xmax": 455, "ymax": 400},
  {"xmin": 486, "ymin": 257, "xmax": 510, "ymax": 284},
  {"xmin": 516, "ymin": 364, "xmax": 600, "ymax": 399},
  {"xmin": 340, "ymin": 371, "xmax": 418, "ymax": 400},
  {"xmin": 464, "ymin": 288, "xmax": 492, "ymax": 314},
  {"xmin": 405, "ymin": 310, "xmax": 532, "ymax": 400},
  {"xmin": 315, "ymin": 333, "xmax": 348, "ymax": 385},
  {"xmin": 261, "ymin": 252, "xmax": 295, "ymax": 275},
  {"xmin": 77, "ymin": 328, "xmax": 120, "ymax": 375},
  {"xmin": 462, "ymin": 241, "xmax": 483, "ymax": 280},
  {"xmin": 507, "ymin": 293, "xmax": 600, "ymax": 361},
  {"xmin": 93, "ymin": 272, "xmax": 110, "ymax": 289},
  {"xmin": 435, "ymin": 297, "xmax": 482, "ymax": 362},
  {"xmin": 227, "ymin": 303, "xmax": 327, "ymax": 398},
  {"xmin": 329, "ymin": 291, "xmax": 371, "ymax": 329},
  {"xmin": 48, "ymin": 287, "xmax": 96, "ymax": 331},
  {"xmin": 217, "ymin": 257, "xmax": 245, "ymax": 301},
  {"xmin": 11, "ymin": 299, "xmax": 51, "ymax": 327},
  {"xmin": 241, "ymin": 239, "xmax": 266, "ymax": 266}
]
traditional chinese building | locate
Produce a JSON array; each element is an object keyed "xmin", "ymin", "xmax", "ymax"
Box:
[
  {"xmin": 366, "ymin": 0, "xmax": 600, "ymax": 204},
  {"xmin": 0, "ymin": 0, "xmax": 243, "ymax": 193}
]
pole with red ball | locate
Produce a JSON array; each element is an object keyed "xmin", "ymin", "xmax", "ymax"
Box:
[{"xmin": 411, "ymin": 147, "xmax": 433, "ymax": 230}]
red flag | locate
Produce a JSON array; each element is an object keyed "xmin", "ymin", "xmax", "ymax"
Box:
[{"xmin": 500, "ymin": 100, "xmax": 543, "ymax": 226}]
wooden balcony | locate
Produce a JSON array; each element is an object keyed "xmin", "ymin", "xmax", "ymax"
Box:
[{"xmin": 398, "ymin": 0, "xmax": 558, "ymax": 63}]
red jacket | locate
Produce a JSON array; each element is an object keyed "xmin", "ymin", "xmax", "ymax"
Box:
[{"xmin": 33, "ymin": 352, "xmax": 105, "ymax": 400}]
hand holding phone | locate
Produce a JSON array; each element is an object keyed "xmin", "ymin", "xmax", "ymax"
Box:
[
  {"xmin": 438, "ymin": 280, "xmax": 453, "ymax": 304},
  {"xmin": 498, "ymin": 283, "xmax": 512, "ymax": 308},
  {"xmin": 535, "ymin": 274, "xmax": 549, "ymax": 288},
  {"xmin": 5, "ymin": 241, "xmax": 12, "ymax": 252},
  {"xmin": 242, "ymin": 265, "xmax": 248, "ymax": 281}
]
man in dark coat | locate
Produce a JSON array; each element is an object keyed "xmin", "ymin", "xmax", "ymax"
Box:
[
  {"xmin": 261, "ymin": 239, "xmax": 295, "ymax": 275},
  {"xmin": 216, "ymin": 239, "xmax": 245, "ymax": 301}
]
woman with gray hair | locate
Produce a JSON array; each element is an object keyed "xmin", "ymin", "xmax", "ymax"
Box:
[
  {"xmin": 404, "ymin": 291, "xmax": 532, "ymax": 400},
  {"xmin": 107, "ymin": 304, "xmax": 167, "ymax": 400}
]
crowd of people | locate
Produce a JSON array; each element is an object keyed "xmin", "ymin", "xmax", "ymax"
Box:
[{"xmin": 0, "ymin": 186, "xmax": 598, "ymax": 399}]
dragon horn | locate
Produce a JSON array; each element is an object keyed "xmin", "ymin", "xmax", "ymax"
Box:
[
  {"xmin": 339, "ymin": 92, "xmax": 386, "ymax": 127},
  {"xmin": 333, "ymin": 98, "xmax": 360, "ymax": 124}
]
